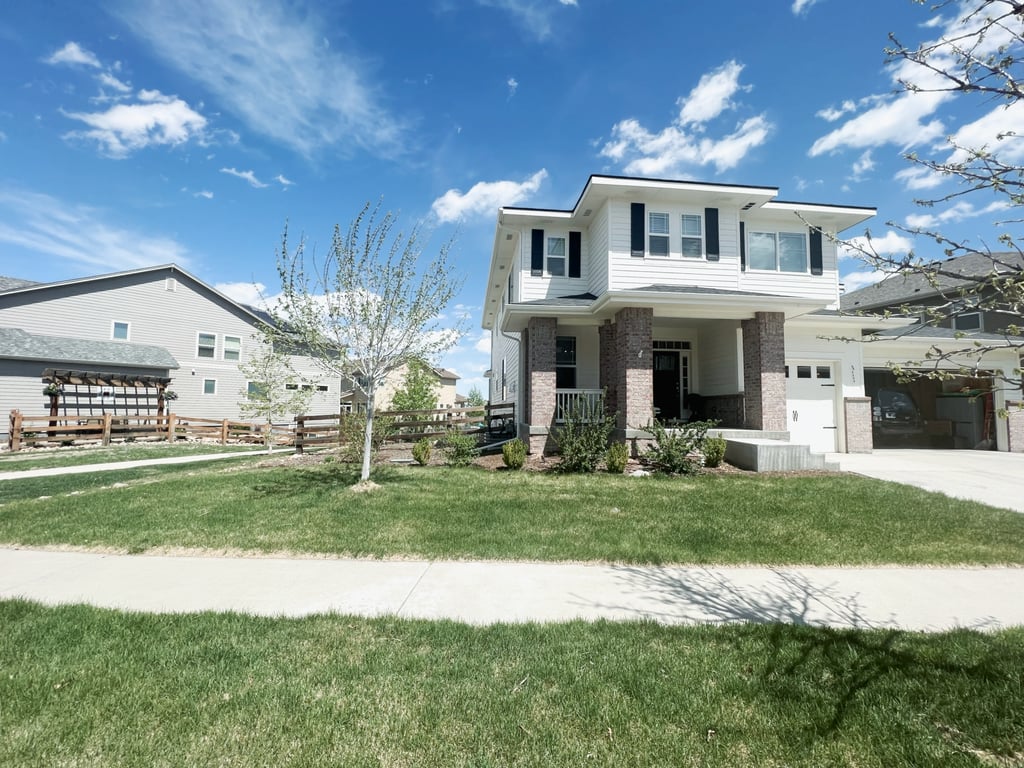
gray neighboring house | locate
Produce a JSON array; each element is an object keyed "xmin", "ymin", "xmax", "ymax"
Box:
[{"xmin": 0, "ymin": 264, "xmax": 337, "ymax": 439}]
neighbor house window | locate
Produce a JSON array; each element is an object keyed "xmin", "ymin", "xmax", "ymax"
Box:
[
  {"xmin": 203, "ymin": 378, "xmax": 217, "ymax": 395},
  {"xmin": 246, "ymin": 381, "xmax": 267, "ymax": 398},
  {"xmin": 680, "ymin": 214, "xmax": 702, "ymax": 258},
  {"xmin": 748, "ymin": 231, "xmax": 807, "ymax": 273},
  {"xmin": 547, "ymin": 236, "xmax": 566, "ymax": 276},
  {"xmin": 649, "ymin": 212, "xmax": 670, "ymax": 256},
  {"xmin": 555, "ymin": 336, "xmax": 576, "ymax": 389},
  {"xmin": 112, "ymin": 321, "xmax": 130, "ymax": 341},
  {"xmin": 197, "ymin": 333, "xmax": 216, "ymax": 358},
  {"xmin": 954, "ymin": 312, "xmax": 982, "ymax": 331},
  {"xmin": 223, "ymin": 335, "xmax": 241, "ymax": 362}
]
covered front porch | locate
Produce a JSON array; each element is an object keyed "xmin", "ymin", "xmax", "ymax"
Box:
[{"xmin": 518, "ymin": 307, "xmax": 790, "ymax": 455}]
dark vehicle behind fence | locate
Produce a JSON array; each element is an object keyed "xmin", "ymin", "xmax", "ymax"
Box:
[{"xmin": 871, "ymin": 387, "xmax": 925, "ymax": 444}]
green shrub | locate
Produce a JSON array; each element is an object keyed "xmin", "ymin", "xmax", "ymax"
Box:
[
  {"xmin": 554, "ymin": 397, "xmax": 613, "ymax": 473},
  {"xmin": 442, "ymin": 429, "xmax": 477, "ymax": 467},
  {"xmin": 338, "ymin": 413, "xmax": 396, "ymax": 464},
  {"xmin": 412, "ymin": 438, "xmax": 432, "ymax": 466},
  {"xmin": 642, "ymin": 419, "xmax": 718, "ymax": 475},
  {"xmin": 604, "ymin": 442, "xmax": 629, "ymax": 474},
  {"xmin": 502, "ymin": 438, "xmax": 528, "ymax": 470},
  {"xmin": 703, "ymin": 435, "xmax": 727, "ymax": 468}
]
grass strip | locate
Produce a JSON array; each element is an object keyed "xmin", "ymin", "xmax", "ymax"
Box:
[
  {"xmin": 2, "ymin": 600, "xmax": 1022, "ymax": 767},
  {"xmin": 2, "ymin": 463, "xmax": 1023, "ymax": 565}
]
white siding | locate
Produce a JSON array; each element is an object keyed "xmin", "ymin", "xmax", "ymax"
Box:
[
  {"xmin": 518, "ymin": 226, "xmax": 590, "ymax": 302},
  {"xmin": 587, "ymin": 203, "xmax": 610, "ymax": 297},
  {"xmin": 738, "ymin": 213, "xmax": 840, "ymax": 303},
  {"xmin": 489, "ymin": 322, "xmax": 520, "ymax": 405},
  {"xmin": 607, "ymin": 200, "xmax": 741, "ymax": 292},
  {"xmin": 695, "ymin": 322, "xmax": 742, "ymax": 395},
  {"xmin": 559, "ymin": 324, "xmax": 600, "ymax": 390}
]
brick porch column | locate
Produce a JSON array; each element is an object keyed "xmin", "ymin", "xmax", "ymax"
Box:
[
  {"xmin": 614, "ymin": 307, "xmax": 653, "ymax": 432},
  {"xmin": 741, "ymin": 311, "xmax": 786, "ymax": 431},
  {"xmin": 599, "ymin": 319, "xmax": 617, "ymax": 417},
  {"xmin": 526, "ymin": 317, "xmax": 557, "ymax": 453},
  {"xmin": 844, "ymin": 397, "xmax": 873, "ymax": 453}
]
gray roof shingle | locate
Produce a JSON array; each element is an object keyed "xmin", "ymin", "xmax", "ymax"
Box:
[
  {"xmin": 0, "ymin": 275, "xmax": 39, "ymax": 292},
  {"xmin": 0, "ymin": 327, "xmax": 180, "ymax": 369}
]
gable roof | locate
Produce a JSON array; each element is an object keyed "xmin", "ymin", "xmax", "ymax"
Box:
[
  {"xmin": 0, "ymin": 327, "xmax": 180, "ymax": 369},
  {"xmin": 0, "ymin": 263, "xmax": 272, "ymax": 327},
  {"xmin": 840, "ymin": 251, "xmax": 1024, "ymax": 312}
]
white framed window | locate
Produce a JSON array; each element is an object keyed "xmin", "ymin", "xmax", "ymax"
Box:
[
  {"xmin": 223, "ymin": 335, "xmax": 241, "ymax": 362},
  {"xmin": 203, "ymin": 378, "xmax": 217, "ymax": 395},
  {"xmin": 748, "ymin": 231, "xmax": 807, "ymax": 273},
  {"xmin": 649, "ymin": 212, "xmax": 670, "ymax": 257},
  {"xmin": 112, "ymin": 321, "xmax": 130, "ymax": 341},
  {"xmin": 197, "ymin": 332, "xmax": 216, "ymax": 359},
  {"xmin": 246, "ymin": 381, "xmax": 267, "ymax": 398},
  {"xmin": 954, "ymin": 312, "xmax": 982, "ymax": 331},
  {"xmin": 680, "ymin": 214, "xmax": 703, "ymax": 258},
  {"xmin": 555, "ymin": 336, "xmax": 576, "ymax": 389},
  {"xmin": 547, "ymin": 236, "xmax": 566, "ymax": 276}
]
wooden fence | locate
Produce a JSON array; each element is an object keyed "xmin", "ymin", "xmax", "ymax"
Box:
[
  {"xmin": 7, "ymin": 402, "xmax": 515, "ymax": 453},
  {"xmin": 6, "ymin": 411, "xmax": 270, "ymax": 451}
]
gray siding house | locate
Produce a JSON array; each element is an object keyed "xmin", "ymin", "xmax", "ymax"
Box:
[{"xmin": 0, "ymin": 264, "xmax": 337, "ymax": 438}]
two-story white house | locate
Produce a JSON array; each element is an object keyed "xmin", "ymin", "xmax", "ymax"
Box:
[{"xmin": 483, "ymin": 175, "xmax": 1021, "ymax": 460}]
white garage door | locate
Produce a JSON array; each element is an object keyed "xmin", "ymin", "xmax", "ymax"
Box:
[{"xmin": 786, "ymin": 361, "xmax": 838, "ymax": 453}]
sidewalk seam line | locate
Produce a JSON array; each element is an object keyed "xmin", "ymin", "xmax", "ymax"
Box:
[{"xmin": 396, "ymin": 561, "xmax": 433, "ymax": 618}]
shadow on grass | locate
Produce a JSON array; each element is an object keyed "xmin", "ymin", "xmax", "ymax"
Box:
[
  {"xmin": 603, "ymin": 566, "xmax": 1016, "ymax": 741},
  {"xmin": 248, "ymin": 463, "xmax": 413, "ymax": 497}
]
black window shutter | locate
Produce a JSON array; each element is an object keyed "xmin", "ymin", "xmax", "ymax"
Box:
[
  {"xmin": 531, "ymin": 229, "xmax": 544, "ymax": 276},
  {"xmin": 705, "ymin": 207, "xmax": 719, "ymax": 261},
  {"xmin": 739, "ymin": 222, "xmax": 746, "ymax": 272},
  {"xmin": 630, "ymin": 203, "xmax": 645, "ymax": 257},
  {"xmin": 568, "ymin": 231, "xmax": 581, "ymax": 278},
  {"xmin": 809, "ymin": 226, "xmax": 823, "ymax": 276}
]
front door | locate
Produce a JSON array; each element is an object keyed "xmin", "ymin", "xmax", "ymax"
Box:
[
  {"xmin": 653, "ymin": 350, "xmax": 680, "ymax": 421},
  {"xmin": 786, "ymin": 361, "xmax": 838, "ymax": 452}
]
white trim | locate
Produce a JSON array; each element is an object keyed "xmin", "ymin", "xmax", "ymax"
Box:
[
  {"xmin": 196, "ymin": 331, "xmax": 217, "ymax": 359},
  {"xmin": 223, "ymin": 334, "xmax": 241, "ymax": 362},
  {"xmin": 111, "ymin": 320, "xmax": 130, "ymax": 341},
  {"xmin": 202, "ymin": 378, "xmax": 217, "ymax": 395}
]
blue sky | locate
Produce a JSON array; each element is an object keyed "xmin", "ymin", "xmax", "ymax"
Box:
[{"xmin": 1, "ymin": 0, "xmax": 1021, "ymax": 395}]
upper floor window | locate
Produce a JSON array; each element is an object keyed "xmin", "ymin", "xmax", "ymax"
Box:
[
  {"xmin": 954, "ymin": 311, "xmax": 982, "ymax": 331},
  {"xmin": 681, "ymin": 214, "xmax": 702, "ymax": 258},
  {"xmin": 749, "ymin": 231, "xmax": 807, "ymax": 273},
  {"xmin": 197, "ymin": 332, "xmax": 216, "ymax": 358},
  {"xmin": 547, "ymin": 237, "xmax": 566, "ymax": 276},
  {"xmin": 112, "ymin": 321, "xmax": 130, "ymax": 341},
  {"xmin": 223, "ymin": 335, "xmax": 241, "ymax": 362},
  {"xmin": 648, "ymin": 212, "xmax": 670, "ymax": 256}
]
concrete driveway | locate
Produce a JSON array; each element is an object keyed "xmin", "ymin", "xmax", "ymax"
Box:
[{"xmin": 827, "ymin": 449, "xmax": 1024, "ymax": 513}]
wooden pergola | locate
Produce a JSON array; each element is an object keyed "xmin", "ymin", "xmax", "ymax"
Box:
[{"xmin": 42, "ymin": 369, "xmax": 174, "ymax": 420}]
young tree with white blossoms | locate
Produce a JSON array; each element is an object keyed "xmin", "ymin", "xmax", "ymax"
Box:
[
  {"xmin": 274, "ymin": 203, "xmax": 464, "ymax": 482},
  {"xmin": 237, "ymin": 331, "xmax": 314, "ymax": 454},
  {"xmin": 839, "ymin": 0, "xmax": 1023, "ymax": 388}
]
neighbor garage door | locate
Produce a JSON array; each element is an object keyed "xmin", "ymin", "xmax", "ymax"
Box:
[{"xmin": 785, "ymin": 361, "xmax": 838, "ymax": 453}]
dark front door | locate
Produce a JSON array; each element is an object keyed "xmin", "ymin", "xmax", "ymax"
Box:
[{"xmin": 653, "ymin": 350, "xmax": 680, "ymax": 421}]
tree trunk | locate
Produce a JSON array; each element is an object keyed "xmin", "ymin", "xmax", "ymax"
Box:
[{"xmin": 361, "ymin": 388, "xmax": 376, "ymax": 481}]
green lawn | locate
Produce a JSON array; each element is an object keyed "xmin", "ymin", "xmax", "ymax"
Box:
[
  {"xmin": 2, "ymin": 462, "xmax": 1023, "ymax": 565},
  {"xmin": 2, "ymin": 600, "xmax": 1022, "ymax": 767},
  {"xmin": 0, "ymin": 441, "xmax": 264, "ymax": 471}
]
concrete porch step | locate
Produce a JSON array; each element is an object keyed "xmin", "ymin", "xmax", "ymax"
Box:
[{"xmin": 724, "ymin": 438, "xmax": 839, "ymax": 472}]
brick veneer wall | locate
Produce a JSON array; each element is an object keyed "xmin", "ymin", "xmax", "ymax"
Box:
[
  {"xmin": 1008, "ymin": 401, "xmax": 1024, "ymax": 453},
  {"xmin": 614, "ymin": 307, "xmax": 653, "ymax": 432},
  {"xmin": 844, "ymin": 397, "xmax": 873, "ymax": 453},
  {"xmin": 599, "ymin": 319, "xmax": 617, "ymax": 417},
  {"xmin": 741, "ymin": 311, "xmax": 786, "ymax": 431},
  {"xmin": 525, "ymin": 317, "xmax": 557, "ymax": 454}
]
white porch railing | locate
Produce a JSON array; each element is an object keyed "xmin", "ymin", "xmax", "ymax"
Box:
[{"xmin": 555, "ymin": 389, "xmax": 605, "ymax": 423}]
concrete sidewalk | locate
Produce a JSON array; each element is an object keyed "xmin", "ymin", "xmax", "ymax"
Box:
[
  {"xmin": 3, "ymin": 548, "xmax": 1022, "ymax": 632},
  {"xmin": 0, "ymin": 449, "xmax": 268, "ymax": 481}
]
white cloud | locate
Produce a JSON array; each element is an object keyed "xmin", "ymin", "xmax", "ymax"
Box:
[
  {"xmin": 809, "ymin": 91, "xmax": 948, "ymax": 156},
  {"xmin": 431, "ymin": 169, "xmax": 548, "ymax": 223},
  {"xmin": 600, "ymin": 61, "xmax": 771, "ymax": 175},
  {"xmin": 850, "ymin": 149, "xmax": 874, "ymax": 181},
  {"xmin": 841, "ymin": 269, "xmax": 887, "ymax": 292},
  {"xmin": 839, "ymin": 230, "xmax": 914, "ymax": 261},
  {"xmin": 95, "ymin": 72, "xmax": 132, "ymax": 95},
  {"xmin": 215, "ymin": 281, "xmax": 278, "ymax": 308},
  {"xmin": 0, "ymin": 187, "xmax": 191, "ymax": 271},
  {"xmin": 904, "ymin": 199, "xmax": 1009, "ymax": 229},
  {"xmin": 0, "ymin": 131, "xmax": 6, "ymax": 143},
  {"xmin": 62, "ymin": 90, "xmax": 207, "ymax": 157},
  {"xmin": 110, "ymin": 0, "xmax": 405, "ymax": 158},
  {"xmin": 45, "ymin": 41, "xmax": 101, "ymax": 68},
  {"xmin": 475, "ymin": 0, "xmax": 579, "ymax": 41},
  {"xmin": 507, "ymin": 76, "xmax": 519, "ymax": 99},
  {"xmin": 220, "ymin": 167, "xmax": 269, "ymax": 188},
  {"xmin": 195, "ymin": 190, "xmax": 214, "ymax": 199},
  {"xmin": 473, "ymin": 331, "xmax": 491, "ymax": 355},
  {"xmin": 791, "ymin": 0, "xmax": 820, "ymax": 15}
]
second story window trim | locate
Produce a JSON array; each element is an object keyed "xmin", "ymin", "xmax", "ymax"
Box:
[
  {"xmin": 747, "ymin": 230, "xmax": 809, "ymax": 274},
  {"xmin": 648, "ymin": 212, "xmax": 670, "ymax": 257},
  {"xmin": 197, "ymin": 332, "xmax": 216, "ymax": 359},
  {"xmin": 680, "ymin": 214, "xmax": 703, "ymax": 258},
  {"xmin": 547, "ymin": 236, "xmax": 566, "ymax": 276},
  {"xmin": 223, "ymin": 335, "xmax": 241, "ymax": 362}
]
